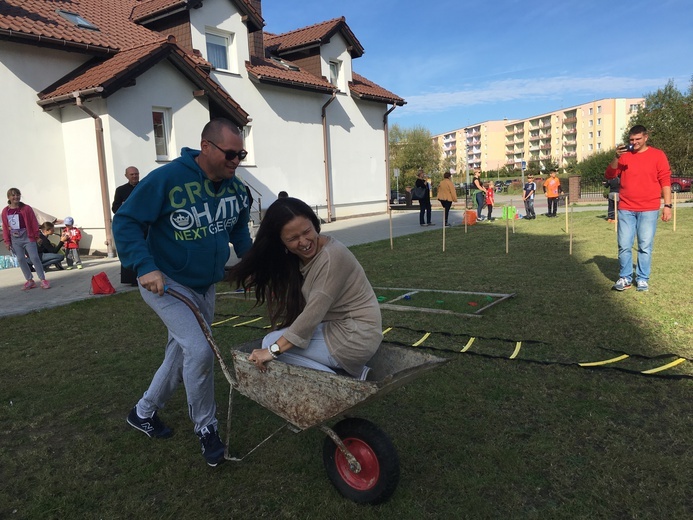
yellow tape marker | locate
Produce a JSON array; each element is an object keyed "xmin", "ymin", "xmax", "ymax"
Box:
[
  {"xmin": 383, "ymin": 327, "xmax": 393, "ymax": 335},
  {"xmin": 212, "ymin": 316, "xmax": 239, "ymax": 326},
  {"xmin": 233, "ymin": 317, "xmax": 263, "ymax": 327},
  {"xmin": 460, "ymin": 337, "xmax": 475, "ymax": 352},
  {"xmin": 578, "ymin": 354, "xmax": 629, "ymax": 367},
  {"xmin": 509, "ymin": 341, "xmax": 522, "ymax": 359},
  {"xmin": 412, "ymin": 332, "xmax": 431, "ymax": 347},
  {"xmin": 641, "ymin": 358, "xmax": 686, "ymax": 374}
]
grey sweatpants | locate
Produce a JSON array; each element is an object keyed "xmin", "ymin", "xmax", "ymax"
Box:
[
  {"xmin": 10, "ymin": 235, "xmax": 46, "ymax": 281},
  {"xmin": 135, "ymin": 276, "xmax": 218, "ymax": 434}
]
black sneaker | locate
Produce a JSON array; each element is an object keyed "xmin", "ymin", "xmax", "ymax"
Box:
[
  {"xmin": 198, "ymin": 425, "xmax": 225, "ymax": 467},
  {"xmin": 126, "ymin": 407, "xmax": 173, "ymax": 438}
]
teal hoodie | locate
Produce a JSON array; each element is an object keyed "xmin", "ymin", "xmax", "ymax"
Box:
[{"xmin": 112, "ymin": 147, "xmax": 252, "ymax": 293}]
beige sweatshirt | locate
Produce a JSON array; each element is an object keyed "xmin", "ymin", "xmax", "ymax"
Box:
[{"xmin": 282, "ymin": 235, "xmax": 382, "ymax": 376}]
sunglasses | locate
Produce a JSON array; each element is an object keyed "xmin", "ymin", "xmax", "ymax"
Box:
[{"xmin": 206, "ymin": 140, "xmax": 248, "ymax": 161}]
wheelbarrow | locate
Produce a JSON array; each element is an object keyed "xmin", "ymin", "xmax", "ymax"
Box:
[{"xmin": 167, "ymin": 287, "xmax": 448, "ymax": 504}]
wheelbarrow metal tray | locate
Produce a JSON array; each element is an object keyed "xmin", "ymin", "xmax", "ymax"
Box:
[{"xmin": 231, "ymin": 341, "xmax": 448, "ymax": 431}]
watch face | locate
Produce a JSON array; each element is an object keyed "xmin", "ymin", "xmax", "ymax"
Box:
[{"xmin": 270, "ymin": 344, "xmax": 280, "ymax": 354}]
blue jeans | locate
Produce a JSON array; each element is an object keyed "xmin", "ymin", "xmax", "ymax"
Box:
[{"xmin": 617, "ymin": 209, "xmax": 659, "ymax": 282}]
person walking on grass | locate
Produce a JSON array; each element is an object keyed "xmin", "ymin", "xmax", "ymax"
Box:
[
  {"xmin": 436, "ymin": 172, "xmax": 457, "ymax": 226},
  {"xmin": 113, "ymin": 118, "xmax": 252, "ymax": 467},
  {"xmin": 605, "ymin": 125, "xmax": 671, "ymax": 292},
  {"xmin": 2, "ymin": 188, "xmax": 50, "ymax": 290}
]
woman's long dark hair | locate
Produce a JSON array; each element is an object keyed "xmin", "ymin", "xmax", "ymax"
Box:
[{"xmin": 226, "ymin": 197, "xmax": 321, "ymax": 329}]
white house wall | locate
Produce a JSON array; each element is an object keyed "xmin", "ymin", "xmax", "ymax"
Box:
[
  {"xmin": 58, "ymin": 60, "xmax": 212, "ymax": 252},
  {"xmin": 0, "ymin": 41, "xmax": 85, "ymax": 217},
  {"xmin": 187, "ymin": 2, "xmax": 388, "ymax": 218}
]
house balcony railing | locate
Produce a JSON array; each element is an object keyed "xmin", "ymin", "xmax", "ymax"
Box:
[
  {"xmin": 563, "ymin": 152, "xmax": 577, "ymax": 158},
  {"xmin": 563, "ymin": 129, "xmax": 577, "ymax": 135},
  {"xmin": 564, "ymin": 140, "xmax": 577, "ymax": 146},
  {"xmin": 540, "ymin": 145, "xmax": 552, "ymax": 150},
  {"xmin": 514, "ymin": 129, "xmax": 524, "ymax": 135},
  {"xmin": 529, "ymin": 135, "xmax": 540, "ymax": 141},
  {"xmin": 467, "ymin": 131, "xmax": 480, "ymax": 137},
  {"xmin": 563, "ymin": 116, "xmax": 577, "ymax": 123},
  {"xmin": 539, "ymin": 155, "xmax": 552, "ymax": 160}
]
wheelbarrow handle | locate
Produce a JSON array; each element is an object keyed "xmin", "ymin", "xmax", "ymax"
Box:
[{"xmin": 164, "ymin": 285, "xmax": 237, "ymax": 386}]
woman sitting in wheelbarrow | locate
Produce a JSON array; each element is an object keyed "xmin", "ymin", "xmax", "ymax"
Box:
[{"xmin": 227, "ymin": 197, "xmax": 382, "ymax": 380}]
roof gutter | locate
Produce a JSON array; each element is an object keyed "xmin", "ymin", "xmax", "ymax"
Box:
[
  {"xmin": 73, "ymin": 93, "xmax": 116, "ymax": 259},
  {"xmin": 321, "ymin": 91, "xmax": 337, "ymax": 222},
  {"xmin": 0, "ymin": 29, "xmax": 116, "ymax": 55}
]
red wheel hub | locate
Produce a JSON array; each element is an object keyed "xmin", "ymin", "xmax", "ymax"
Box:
[{"xmin": 334, "ymin": 437, "xmax": 381, "ymax": 490}]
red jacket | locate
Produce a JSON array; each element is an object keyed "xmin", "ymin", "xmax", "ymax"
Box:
[
  {"xmin": 62, "ymin": 226, "xmax": 82, "ymax": 249},
  {"xmin": 2, "ymin": 203, "xmax": 39, "ymax": 246},
  {"xmin": 605, "ymin": 147, "xmax": 671, "ymax": 211}
]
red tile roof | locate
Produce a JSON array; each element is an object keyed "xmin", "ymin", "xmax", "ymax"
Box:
[
  {"xmin": 132, "ymin": 0, "xmax": 263, "ymax": 31},
  {"xmin": 246, "ymin": 56, "xmax": 334, "ymax": 94},
  {"xmin": 38, "ymin": 38, "xmax": 249, "ymax": 125},
  {"xmin": 350, "ymin": 72, "xmax": 405, "ymax": 106},
  {"xmin": 265, "ymin": 17, "xmax": 363, "ymax": 58},
  {"xmin": 0, "ymin": 0, "xmax": 159, "ymax": 54}
]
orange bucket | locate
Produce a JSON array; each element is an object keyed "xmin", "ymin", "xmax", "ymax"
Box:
[{"xmin": 465, "ymin": 210, "xmax": 477, "ymax": 225}]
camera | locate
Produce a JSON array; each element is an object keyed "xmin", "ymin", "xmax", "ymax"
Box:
[{"xmin": 619, "ymin": 144, "xmax": 634, "ymax": 152}]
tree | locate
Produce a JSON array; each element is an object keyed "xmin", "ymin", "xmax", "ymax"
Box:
[
  {"xmin": 389, "ymin": 124, "xmax": 441, "ymax": 189},
  {"xmin": 573, "ymin": 149, "xmax": 616, "ymax": 181},
  {"xmin": 627, "ymin": 77, "xmax": 693, "ymax": 174}
]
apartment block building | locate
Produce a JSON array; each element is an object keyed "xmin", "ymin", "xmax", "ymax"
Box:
[{"xmin": 433, "ymin": 97, "xmax": 644, "ymax": 173}]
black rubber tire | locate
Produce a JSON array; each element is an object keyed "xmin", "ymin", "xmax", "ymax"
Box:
[
  {"xmin": 322, "ymin": 418, "xmax": 400, "ymax": 505},
  {"xmin": 671, "ymin": 183, "xmax": 681, "ymax": 193}
]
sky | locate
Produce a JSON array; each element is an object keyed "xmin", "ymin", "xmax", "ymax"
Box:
[{"xmin": 261, "ymin": 0, "xmax": 692, "ymax": 136}]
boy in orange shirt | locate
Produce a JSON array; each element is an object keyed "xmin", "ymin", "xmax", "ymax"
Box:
[{"xmin": 543, "ymin": 169, "xmax": 562, "ymax": 217}]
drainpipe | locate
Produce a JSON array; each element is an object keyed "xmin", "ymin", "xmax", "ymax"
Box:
[
  {"xmin": 321, "ymin": 92, "xmax": 337, "ymax": 222},
  {"xmin": 74, "ymin": 94, "xmax": 115, "ymax": 258},
  {"xmin": 383, "ymin": 104, "xmax": 397, "ymax": 214}
]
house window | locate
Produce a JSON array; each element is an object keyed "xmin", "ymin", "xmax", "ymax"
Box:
[
  {"xmin": 152, "ymin": 109, "xmax": 172, "ymax": 161},
  {"xmin": 597, "ymin": 142, "xmax": 602, "ymax": 150},
  {"xmin": 242, "ymin": 125, "xmax": 254, "ymax": 165},
  {"xmin": 597, "ymin": 130, "xmax": 602, "ymax": 137},
  {"xmin": 588, "ymin": 120, "xmax": 593, "ymax": 127},
  {"xmin": 588, "ymin": 144, "xmax": 593, "ymax": 151},
  {"xmin": 597, "ymin": 105, "xmax": 602, "ymax": 113},
  {"xmin": 597, "ymin": 118, "xmax": 602, "ymax": 125},
  {"xmin": 329, "ymin": 60, "xmax": 341, "ymax": 90},
  {"xmin": 588, "ymin": 108, "xmax": 593, "ymax": 115},
  {"xmin": 206, "ymin": 31, "xmax": 235, "ymax": 72},
  {"xmin": 589, "ymin": 131, "xmax": 593, "ymax": 139}
]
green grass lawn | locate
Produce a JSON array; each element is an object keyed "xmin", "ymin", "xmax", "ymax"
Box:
[{"xmin": 2, "ymin": 209, "xmax": 692, "ymax": 519}]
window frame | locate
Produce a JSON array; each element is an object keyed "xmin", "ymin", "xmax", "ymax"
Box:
[
  {"xmin": 152, "ymin": 108, "xmax": 173, "ymax": 162},
  {"xmin": 205, "ymin": 29, "xmax": 237, "ymax": 73}
]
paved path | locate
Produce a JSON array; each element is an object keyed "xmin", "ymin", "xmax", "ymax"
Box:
[{"xmin": 0, "ymin": 198, "xmax": 612, "ymax": 318}]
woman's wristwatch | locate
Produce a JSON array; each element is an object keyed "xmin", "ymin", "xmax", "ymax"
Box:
[
  {"xmin": 664, "ymin": 204, "xmax": 672, "ymax": 208},
  {"xmin": 269, "ymin": 343, "xmax": 281, "ymax": 359}
]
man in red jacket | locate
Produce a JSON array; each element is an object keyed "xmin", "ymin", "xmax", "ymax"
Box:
[{"xmin": 605, "ymin": 125, "xmax": 671, "ymax": 292}]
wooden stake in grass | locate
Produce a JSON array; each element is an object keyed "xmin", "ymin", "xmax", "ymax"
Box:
[
  {"xmin": 564, "ymin": 194, "xmax": 569, "ymax": 234},
  {"xmin": 673, "ymin": 191, "xmax": 677, "ymax": 232},
  {"xmin": 442, "ymin": 215, "xmax": 446, "ymax": 252},
  {"xmin": 614, "ymin": 193, "xmax": 619, "ymax": 232},
  {"xmin": 569, "ymin": 202, "xmax": 574, "ymax": 255},
  {"xmin": 505, "ymin": 210, "xmax": 509, "ymax": 254},
  {"xmin": 389, "ymin": 207, "xmax": 394, "ymax": 250}
]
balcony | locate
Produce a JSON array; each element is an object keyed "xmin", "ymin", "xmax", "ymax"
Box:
[
  {"xmin": 563, "ymin": 116, "xmax": 577, "ymax": 123},
  {"xmin": 563, "ymin": 129, "xmax": 577, "ymax": 135},
  {"xmin": 541, "ymin": 133, "xmax": 551, "ymax": 139},
  {"xmin": 540, "ymin": 144, "xmax": 551, "ymax": 150},
  {"xmin": 467, "ymin": 131, "xmax": 480, "ymax": 137},
  {"xmin": 514, "ymin": 129, "xmax": 524, "ymax": 135},
  {"xmin": 539, "ymin": 155, "xmax": 552, "ymax": 160},
  {"xmin": 563, "ymin": 152, "xmax": 577, "ymax": 158},
  {"xmin": 564, "ymin": 140, "xmax": 576, "ymax": 146},
  {"xmin": 529, "ymin": 135, "xmax": 540, "ymax": 142}
]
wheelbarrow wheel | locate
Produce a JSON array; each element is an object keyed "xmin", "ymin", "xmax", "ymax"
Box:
[{"xmin": 322, "ymin": 417, "xmax": 400, "ymax": 505}]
